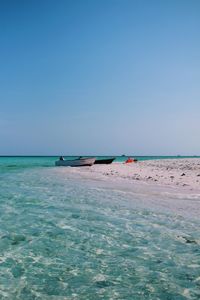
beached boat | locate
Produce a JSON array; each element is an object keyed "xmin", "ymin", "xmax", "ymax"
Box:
[
  {"xmin": 94, "ymin": 157, "xmax": 115, "ymax": 164},
  {"xmin": 55, "ymin": 157, "xmax": 96, "ymax": 167}
]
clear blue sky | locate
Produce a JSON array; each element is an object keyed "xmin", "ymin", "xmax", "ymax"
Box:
[{"xmin": 0, "ymin": 0, "xmax": 200, "ymax": 155}]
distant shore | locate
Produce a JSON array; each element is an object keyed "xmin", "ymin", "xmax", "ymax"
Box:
[{"xmin": 66, "ymin": 158, "xmax": 200, "ymax": 193}]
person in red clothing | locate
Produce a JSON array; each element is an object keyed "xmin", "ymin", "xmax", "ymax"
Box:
[
  {"xmin": 125, "ymin": 157, "xmax": 134, "ymax": 163},
  {"xmin": 125, "ymin": 157, "xmax": 138, "ymax": 163}
]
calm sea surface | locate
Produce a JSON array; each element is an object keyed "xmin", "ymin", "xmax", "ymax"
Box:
[{"xmin": 0, "ymin": 156, "xmax": 200, "ymax": 299}]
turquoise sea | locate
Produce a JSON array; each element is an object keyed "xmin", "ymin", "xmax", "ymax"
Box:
[{"xmin": 0, "ymin": 156, "xmax": 200, "ymax": 299}]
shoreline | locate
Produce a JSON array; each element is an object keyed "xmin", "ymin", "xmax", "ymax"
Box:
[
  {"xmin": 54, "ymin": 159, "xmax": 200, "ymax": 221},
  {"xmin": 66, "ymin": 158, "xmax": 200, "ymax": 193}
]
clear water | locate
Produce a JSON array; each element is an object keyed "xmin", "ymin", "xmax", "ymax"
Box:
[{"xmin": 0, "ymin": 157, "xmax": 200, "ymax": 299}]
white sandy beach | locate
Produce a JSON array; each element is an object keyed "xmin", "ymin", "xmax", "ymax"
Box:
[
  {"xmin": 69, "ymin": 158, "xmax": 200, "ymax": 192},
  {"xmin": 54, "ymin": 158, "xmax": 200, "ymax": 221}
]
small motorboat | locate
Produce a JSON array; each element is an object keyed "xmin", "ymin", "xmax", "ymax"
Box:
[
  {"xmin": 55, "ymin": 157, "xmax": 96, "ymax": 167},
  {"xmin": 94, "ymin": 157, "xmax": 115, "ymax": 164}
]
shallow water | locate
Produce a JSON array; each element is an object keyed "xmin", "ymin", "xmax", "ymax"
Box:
[{"xmin": 0, "ymin": 158, "xmax": 200, "ymax": 299}]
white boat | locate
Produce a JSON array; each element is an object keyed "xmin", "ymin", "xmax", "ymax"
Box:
[{"xmin": 55, "ymin": 157, "xmax": 96, "ymax": 167}]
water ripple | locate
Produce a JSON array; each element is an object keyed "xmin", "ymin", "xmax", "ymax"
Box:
[{"xmin": 0, "ymin": 167, "xmax": 199, "ymax": 299}]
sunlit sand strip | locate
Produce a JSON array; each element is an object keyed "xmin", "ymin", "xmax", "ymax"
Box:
[{"xmin": 66, "ymin": 158, "xmax": 200, "ymax": 192}]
